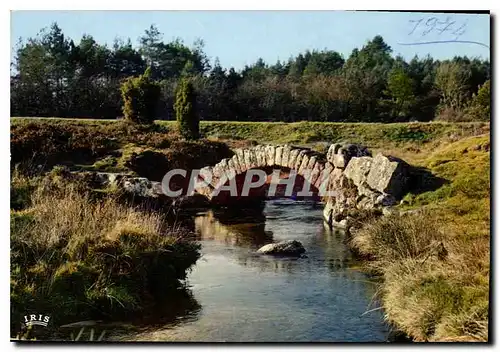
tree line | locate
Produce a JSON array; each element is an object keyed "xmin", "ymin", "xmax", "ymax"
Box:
[{"xmin": 11, "ymin": 23, "xmax": 491, "ymax": 122}]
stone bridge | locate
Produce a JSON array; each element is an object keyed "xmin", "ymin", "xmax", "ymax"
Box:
[
  {"xmin": 85, "ymin": 143, "xmax": 412, "ymax": 229},
  {"xmin": 195, "ymin": 143, "xmax": 411, "ymax": 228}
]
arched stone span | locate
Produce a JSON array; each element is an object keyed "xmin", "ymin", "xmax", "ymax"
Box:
[
  {"xmin": 205, "ymin": 166, "xmax": 323, "ymax": 205},
  {"xmin": 196, "ymin": 145, "xmax": 331, "ymax": 203},
  {"xmin": 195, "ymin": 143, "xmax": 412, "ymax": 229}
]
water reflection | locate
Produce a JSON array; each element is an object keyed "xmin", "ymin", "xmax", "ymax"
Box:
[
  {"xmin": 193, "ymin": 199, "xmax": 357, "ymax": 276},
  {"xmin": 194, "ymin": 209, "xmax": 272, "ymax": 248},
  {"xmin": 114, "ymin": 198, "xmax": 390, "ymax": 342}
]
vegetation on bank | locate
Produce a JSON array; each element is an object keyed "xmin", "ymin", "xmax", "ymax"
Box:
[
  {"xmin": 9, "ymin": 116, "xmax": 226, "ymax": 339},
  {"xmin": 10, "ymin": 169, "xmax": 201, "ymax": 337},
  {"xmin": 349, "ymin": 135, "xmax": 490, "ymax": 342}
]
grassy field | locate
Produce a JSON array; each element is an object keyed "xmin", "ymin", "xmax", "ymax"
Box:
[
  {"xmin": 11, "ymin": 116, "xmax": 489, "ymax": 149},
  {"xmin": 10, "ymin": 117, "xmax": 490, "ymax": 342}
]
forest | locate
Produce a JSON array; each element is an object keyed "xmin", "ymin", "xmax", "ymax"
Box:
[{"xmin": 10, "ymin": 23, "xmax": 491, "ymax": 123}]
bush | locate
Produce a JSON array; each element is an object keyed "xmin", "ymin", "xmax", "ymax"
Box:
[
  {"xmin": 120, "ymin": 67, "xmax": 161, "ymax": 124},
  {"xmin": 165, "ymin": 139, "xmax": 234, "ymax": 170},
  {"xmin": 10, "ymin": 121, "xmax": 120, "ymax": 168},
  {"xmin": 383, "ymin": 125, "xmax": 430, "ymax": 143},
  {"xmin": 125, "ymin": 149, "xmax": 171, "ymax": 181},
  {"xmin": 435, "ymin": 106, "xmax": 470, "ymax": 122},
  {"xmin": 11, "ymin": 169, "xmax": 37, "ymax": 210},
  {"xmin": 174, "ymin": 78, "xmax": 199, "ymax": 140}
]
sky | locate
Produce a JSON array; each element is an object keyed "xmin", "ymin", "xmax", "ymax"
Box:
[{"xmin": 10, "ymin": 11, "xmax": 491, "ymax": 70}]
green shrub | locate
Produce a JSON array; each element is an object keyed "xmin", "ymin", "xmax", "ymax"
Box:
[
  {"xmin": 120, "ymin": 67, "xmax": 161, "ymax": 124},
  {"xmin": 384, "ymin": 125, "xmax": 430, "ymax": 143},
  {"xmin": 174, "ymin": 78, "xmax": 199, "ymax": 140}
]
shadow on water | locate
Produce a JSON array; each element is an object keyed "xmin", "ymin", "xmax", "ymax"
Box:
[
  {"xmin": 192, "ymin": 198, "xmax": 372, "ymax": 278},
  {"xmin": 230, "ymin": 222, "xmax": 359, "ymax": 277},
  {"xmin": 29, "ymin": 287, "xmax": 203, "ymax": 341},
  {"xmin": 211, "ymin": 200, "xmax": 267, "ymax": 225},
  {"xmin": 127, "ymin": 288, "xmax": 202, "ymax": 330}
]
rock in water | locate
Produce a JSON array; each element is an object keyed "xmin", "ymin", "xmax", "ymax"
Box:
[{"xmin": 257, "ymin": 240, "xmax": 305, "ymax": 256}]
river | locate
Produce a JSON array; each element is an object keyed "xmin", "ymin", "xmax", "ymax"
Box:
[{"xmin": 111, "ymin": 198, "xmax": 391, "ymax": 342}]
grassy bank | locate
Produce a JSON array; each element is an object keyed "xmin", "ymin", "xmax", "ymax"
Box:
[
  {"xmin": 10, "ymin": 170, "xmax": 200, "ymax": 338},
  {"xmin": 198, "ymin": 120, "xmax": 489, "ymax": 147},
  {"xmin": 350, "ymin": 134, "xmax": 490, "ymax": 342}
]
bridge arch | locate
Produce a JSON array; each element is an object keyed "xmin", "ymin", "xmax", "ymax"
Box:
[
  {"xmin": 191, "ymin": 143, "xmax": 411, "ymax": 229},
  {"xmin": 196, "ymin": 145, "xmax": 335, "ymax": 204}
]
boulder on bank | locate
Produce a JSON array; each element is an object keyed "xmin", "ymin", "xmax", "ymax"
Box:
[
  {"xmin": 366, "ymin": 154, "xmax": 410, "ymax": 199},
  {"xmin": 327, "ymin": 143, "xmax": 371, "ymax": 169},
  {"xmin": 343, "ymin": 156, "xmax": 373, "ymax": 187},
  {"xmin": 122, "ymin": 177, "xmax": 163, "ymax": 197},
  {"xmin": 257, "ymin": 240, "xmax": 305, "ymax": 256}
]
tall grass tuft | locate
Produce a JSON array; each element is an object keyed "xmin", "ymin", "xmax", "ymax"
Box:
[
  {"xmin": 350, "ymin": 208, "xmax": 489, "ymax": 342},
  {"xmin": 11, "ymin": 175, "xmax": 200, "ymax": 337}
]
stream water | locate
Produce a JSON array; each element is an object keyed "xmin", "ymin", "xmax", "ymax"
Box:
[{"xmin": 112, "ymin": 198, "xmax": 391, "ymax": 342}]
